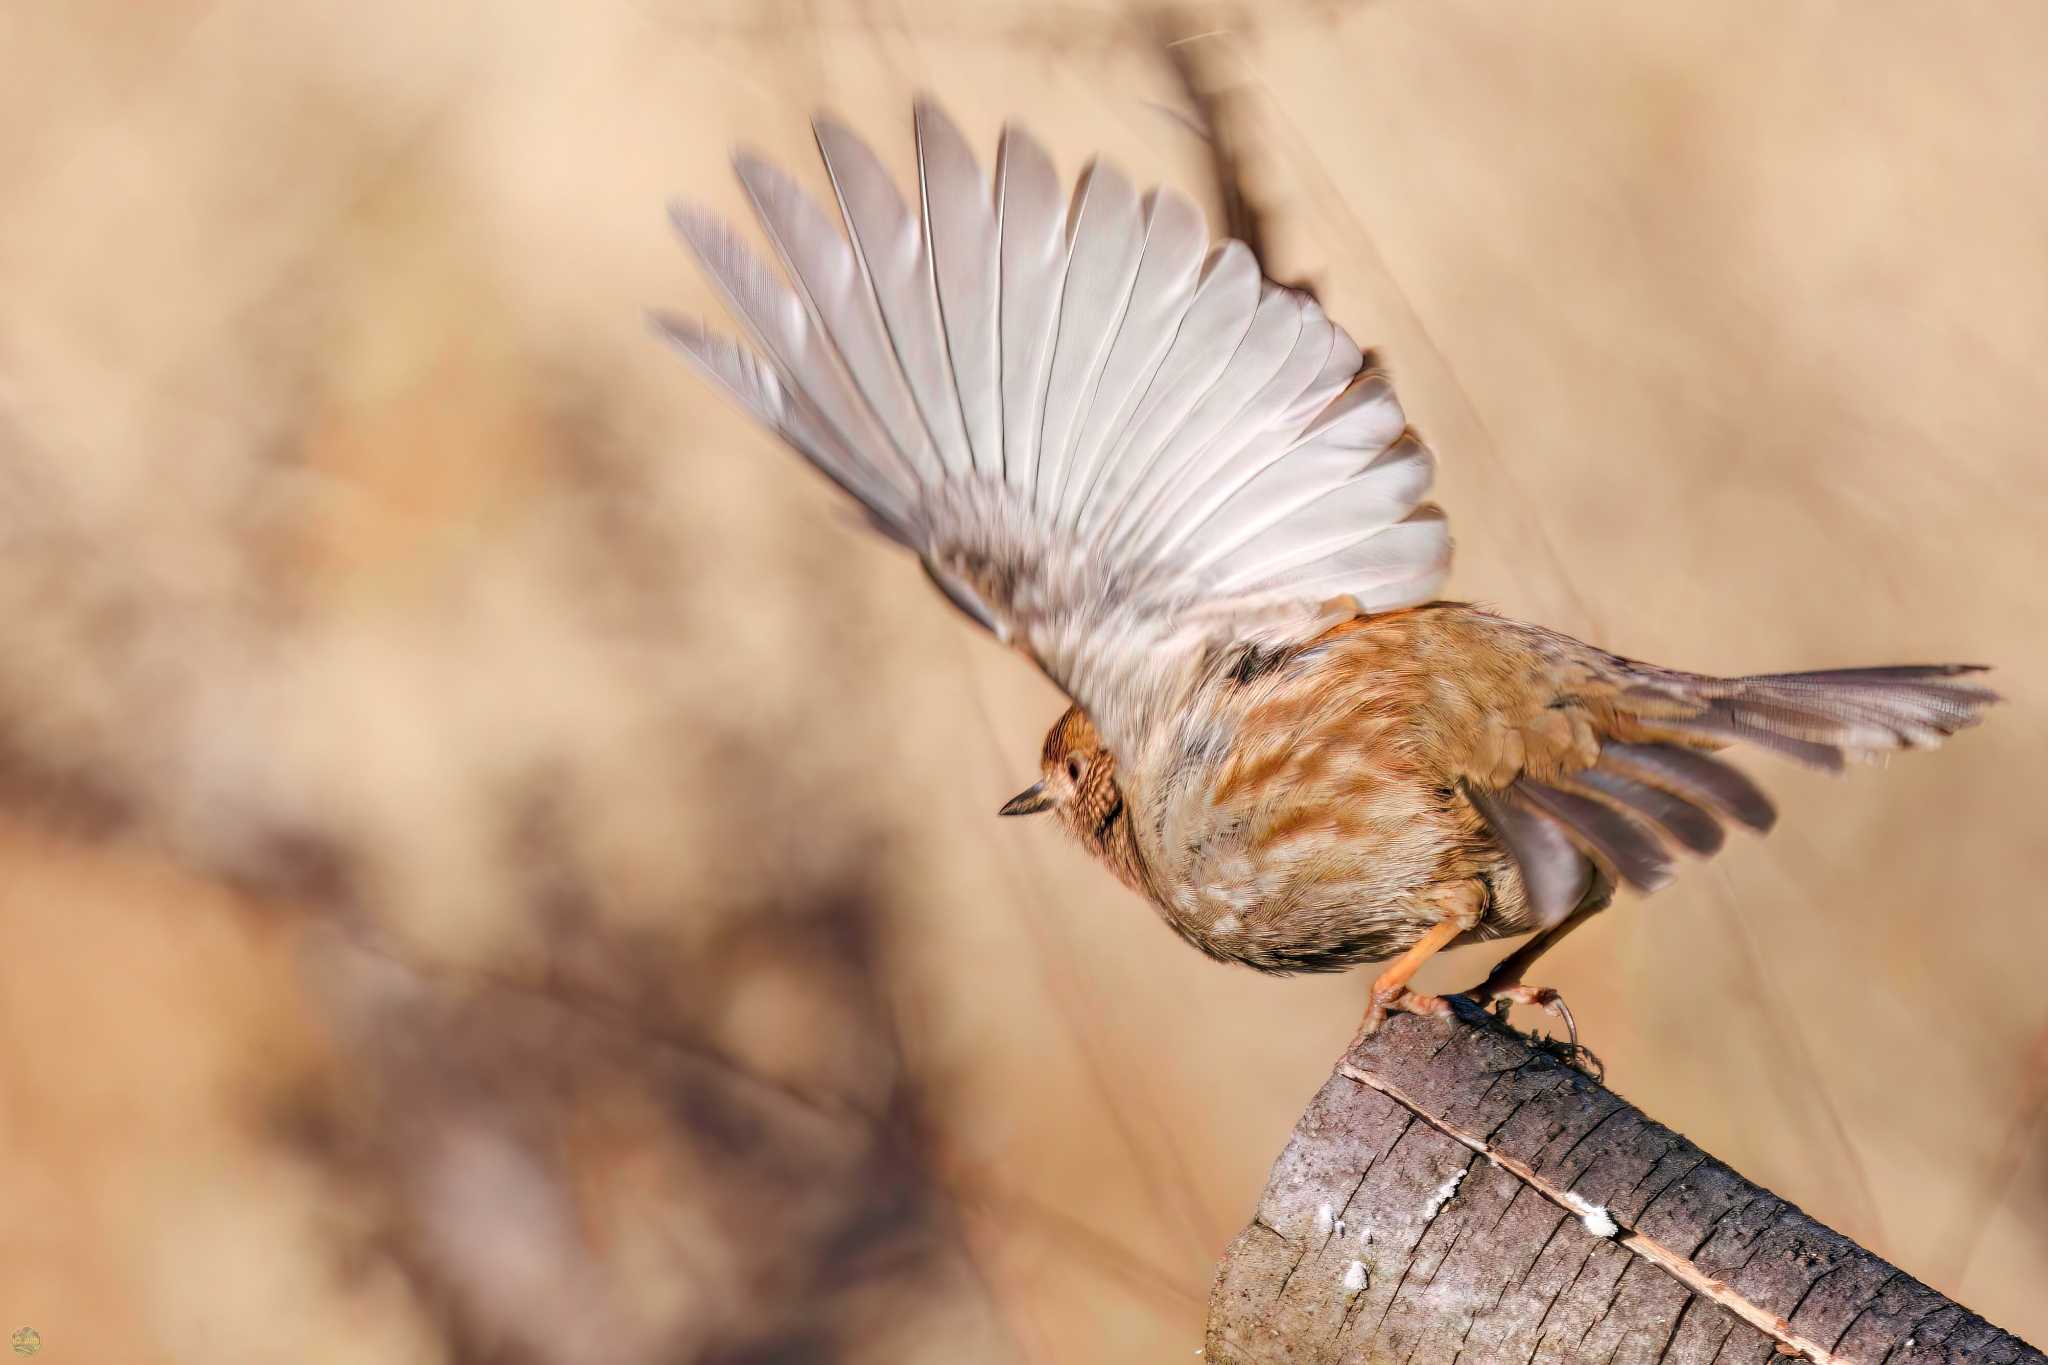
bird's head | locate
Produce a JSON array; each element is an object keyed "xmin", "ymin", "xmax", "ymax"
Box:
[{"xmin": 998, "ymin": 706, "xmax": 1126, "ymax": 849}]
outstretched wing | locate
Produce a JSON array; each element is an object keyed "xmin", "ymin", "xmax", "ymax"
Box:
[{"xmin": 656, "ymin": 101, "xmax": 1449, "ymax": 749}]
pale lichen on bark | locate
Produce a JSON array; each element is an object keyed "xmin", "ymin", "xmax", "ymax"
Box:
[{"xmin": 1207, "ymin": 1012, "xmax": 2046, "ymax": 1365}]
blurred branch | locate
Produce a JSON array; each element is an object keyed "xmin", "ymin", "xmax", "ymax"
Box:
[
  {"xmin": 1207, "ymin": 1012, "xmax": 2047, "ymax": 1364},
  {"xmin": 1148, "ymin": 6, "xmax": 1322, "ymax": 300}
]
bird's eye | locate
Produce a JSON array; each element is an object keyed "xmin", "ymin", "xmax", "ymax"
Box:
[{"xmin": 1065, "ymin": 757, "xmax": 1084, "ymax": 784}]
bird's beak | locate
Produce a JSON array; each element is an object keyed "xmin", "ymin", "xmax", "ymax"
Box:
[{"xmin": 998, "ymin": 782, "xmax": 1052, "ymax": 817}]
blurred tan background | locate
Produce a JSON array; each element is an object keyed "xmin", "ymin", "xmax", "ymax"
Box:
[{"xmin": 3, "ymin": 0, "xmax": 2044, "ymax": 1359}]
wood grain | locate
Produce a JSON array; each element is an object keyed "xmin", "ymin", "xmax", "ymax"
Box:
[{"xmin": 1208, "ymin": 1011, "xmax": 2046, "ymax": 1364}]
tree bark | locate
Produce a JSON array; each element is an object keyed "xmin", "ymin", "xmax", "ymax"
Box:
[{"xmin": 1207, "ymin": 1010, "xmax": 2044, "ymax": 1365}]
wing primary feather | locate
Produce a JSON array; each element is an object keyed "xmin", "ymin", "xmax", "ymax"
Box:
[
  {"xmin": 650, "ymin": 312, "xmax": 918, "ymax": 543},
  {"xmin": 914, "ymin": 101, "xmax": 1004, "ymax": 479},
  {"xmin": 1565, "ymin": 768, "xmax": 1725, "ymax": 856},
  {"xmin": 1035, "ymin": 160, "xmax": 1146, "ymax": 515},
  {"xmin": 1463, "ymin": 783, "xmax": 1594, "ymax": 927},
  {"xmin": 1130, "ymin": 306, "xmax": 1349, "ymax": 565},
  {"xmin": 664, "ymin": 103, "xmax": 1459, "ymax": 716},
  {"xmin": 1212, "ymin": 504, "xmax": 1453, "ymax": 611},
  {"xmin": 1078, "ymin": 241, "xmax": 1262, "ymax": 541},
  {"xmin": 1110, "ymin": 284, "xmax": 1304, "ymax": 557},
  {"xmin": 731, "ymin": 153, "xmax": 939, "ymax": 489},
  {"xmin": 994, "ymin": 123, "xmax": 1068, "ymax": 491},
  {"xmin": 1596, "ymin": 742, "xmax": 1776, "ymax": 832},
  {"xmin": 812, "ymin": 114, "xmax": 976, "ymax": 479},
  {"xmin": 1055, "ymin": 187, "xmax": 1207, "ymax": 524},
  {"xmin": 665, "ymin": 209, "xmax": 922, "ymax": 518},
  {"xmin": 1184, "ymin": 436, "xmax": 1435, "ymax": 583},
  {"xmin": 1516, "ymin": 781, "xmax": 1675, "ymax": 891}
]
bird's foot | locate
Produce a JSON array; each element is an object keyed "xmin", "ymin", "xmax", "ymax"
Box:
[
  {"xmin": 1458, "ymin": 981, "xmax": 1578, "ymax": 1050},
  {"xmin": 1455, "ymin": 980, "xmax": 1603, "ymax": 1079},
  {"xmin": 1492, "ymin": 984, "xmax": 1577, "ymax": 1045},
  {"xmin": 1353, "ymin": 985, "xmax": 1455, "ymax": 1043}
]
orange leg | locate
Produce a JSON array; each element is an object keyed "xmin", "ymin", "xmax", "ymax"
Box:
[
  {"xmin": 1456, "ymin": 893, "xmax": 1613, "ymax": 1047},
  {"xmin": 1355, "ymin": 918, "xmax": 1466, "ymax": 1041}
]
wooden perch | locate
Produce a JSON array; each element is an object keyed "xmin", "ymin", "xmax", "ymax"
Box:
[{"xmin": 1207, "ymin": 1011, "xmax": 2044, "ymax": 1365}]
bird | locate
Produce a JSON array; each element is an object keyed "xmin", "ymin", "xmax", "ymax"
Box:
[{"xmin": 654, "ymin": 100, "xmax": 1996, "ymax": 1041}]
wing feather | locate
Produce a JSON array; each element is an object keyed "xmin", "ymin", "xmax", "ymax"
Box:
[
  {"xmin": 1211, "ymin": 505, "xmax": 1451, "ymax": 609},
  {"xmin": 1128, "ymin": 302, "xmax": 1344, "ymax": 564},
  {"xmin": 663, "ymin": 105, "xmax": 1457, "ymax": 739},
  {"xmin": 1076, "ymin": 242, "xmax": 1262, "ymax": 540},
  {"xmin": 1054, "ymin": 188, "xmax": 1207, "ymax": 524},
  {"xmin": 1463, "ymin": 785, "xmax": 1594, "ymax": 927},
  {"xmin": 651, "ymin": 314, "xmax": 918, "ymax": 541},
  {"xmin": 668, "ymin": 207, "xmax": 919, "ymax": 505},
  {"xmin": 731, "ymin": 153, "xmax": 939, "ymax": 488},
  {"xmin": 1565, "ymin": 768, "xmax": 1725, "ymax": 856},
  {"xmin": 1109, "ymin": 286, "xmax": 1306, "ymax": 554},
  {"xmin": 914, "ymin": 102, "xmax": 1004, "ymax": 479},
  {"xmin": 994, "ymin": 124, "xmax": 1067, "ymax": 492},
  {"xmin": 1518, "ymin": 781, "xmax": 1674, "ymax": 892},
  {"xmin": 1596, "ymin": 741, "xmax": 1777, "ymax": 831},
  {"xmin": 1181, "ymin": 435, "xmax": 1434, "ymax": 580},
  {"xmin": 1034, "ymin": 162, "xmax": 1146, "ymax": 513},
  {"xmin": 813, "ymin": 115, "xmax": 976, "ymax": 479}
]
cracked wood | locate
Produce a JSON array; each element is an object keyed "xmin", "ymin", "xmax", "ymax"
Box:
[{"xmin": 1206, "ymin": 1012, "xmax": 2045, "ymax": 1365}]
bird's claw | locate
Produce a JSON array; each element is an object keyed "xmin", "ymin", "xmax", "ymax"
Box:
[
  {"xmin": 1353, "ymin": 985, "xmax": 1455, "ymax": 1043},
  {"xmin": 1460, "ymin": 982, "xmax": 1578, "ymax": 1050}
]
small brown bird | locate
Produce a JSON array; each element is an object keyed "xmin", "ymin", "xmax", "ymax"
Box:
[{"xmin": 658, "ymin": 102, "xmax": 1995, "ymax": 1039}]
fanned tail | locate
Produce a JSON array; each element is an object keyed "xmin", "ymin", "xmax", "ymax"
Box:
[
  {"xmin": 1477, "ymin": 662, "xmax": 1997, "ymax": 925},
  {"xmin": 1635, "ymin": 663, "xmax": 1998, "ymax": 772}
]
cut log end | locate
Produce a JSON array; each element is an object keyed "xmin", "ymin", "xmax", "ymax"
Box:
[{"xmin": 1206, "ymin": 1011, "xmax": 2044, "ymax": 1365}]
